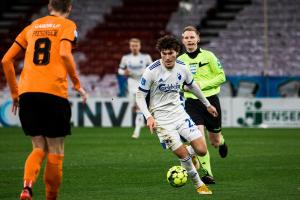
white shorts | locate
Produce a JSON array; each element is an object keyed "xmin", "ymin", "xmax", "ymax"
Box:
[{"xmin": 155, "ymin": 117, "xmax": 203, "ymax": 151}]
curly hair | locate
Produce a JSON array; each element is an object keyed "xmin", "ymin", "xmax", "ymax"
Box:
[{"xmin": 156, "ymin": 35, "xmax": 181, "ymax": 53}]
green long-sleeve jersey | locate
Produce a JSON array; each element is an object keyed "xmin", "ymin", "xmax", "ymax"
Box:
[{"xmin": 178, "ymin": 48, "xmax": 226, "ymax": 98}]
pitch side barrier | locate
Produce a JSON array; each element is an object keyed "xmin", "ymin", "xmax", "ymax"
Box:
[
  {"xmin": 224, "ymin": 76, "xmax": 300, "ymax": 97},
  {"xmin": 0, "ymin": 97, "xmax": 300, "ymax": 128}
]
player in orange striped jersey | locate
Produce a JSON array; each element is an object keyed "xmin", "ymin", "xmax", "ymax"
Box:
[{"xmin": 1, "ymin": 0, "xmax": 87, "ymax": 199}]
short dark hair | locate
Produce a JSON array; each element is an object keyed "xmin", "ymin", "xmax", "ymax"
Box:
[
  {"xmin": 156, "ymin": 35, "xmax": 181, "ymax": 53},
  {"xmin": 49, "ymin": 0, "xmax": 72, "ymax": 13}
]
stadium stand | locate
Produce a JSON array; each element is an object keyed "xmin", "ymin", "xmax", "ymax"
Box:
[
  {"xmin": 204, "ymin": 0, "xmax": 300, "ymax": 76},
  {"xmin": 1, "ymin": 0, "xmax": 299, "ymax": 96},
  {"xmin": 167, "ymin": 0, "xmax": 217, "ymax": 38},
  {"xmin": 78, "ymin": 0, "xmax": 180, "ymax": 77},
  {"xmin": 0, "ymin": 0, "xmax": 48, "ymax": 90},
  {"xmin": 0, "ymin": 0, "xmax": 180, "ymax": 96}
]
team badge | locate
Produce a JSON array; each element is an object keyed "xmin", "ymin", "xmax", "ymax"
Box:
[
  {"xmin": 177, "ymin": 73, "xmax": 182, "ymax": 80},
  {"xmin": 141, "ymin": 78, "xmax": 146, "ymax": 85}
]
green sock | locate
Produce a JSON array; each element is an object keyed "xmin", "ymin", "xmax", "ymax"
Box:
[
  {"xmin": 220, "ymin": 135, "xmax": 225, "ymax": 145},
  {"xmin": 198, "ymin": 150, "xmax": 213, "ymax": 177}
]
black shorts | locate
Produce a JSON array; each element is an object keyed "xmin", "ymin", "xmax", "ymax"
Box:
[
  {"xmin": 185, "ymin": 95, "xmax": 222, "ymax": 133},
  {"xmin": 19, "ymin": 92, "xmax": 71, "ymax": 138}
]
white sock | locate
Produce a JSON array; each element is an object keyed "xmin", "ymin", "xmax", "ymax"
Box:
[
  {"xmin": 133, "ymin": 112, "xmax": 144, "ymax": 136},
  {"xmin": 186, "ymin": 145, "xmax": 196, "ymax": 156},
  {"xmin": 180, "ymin": 156, "xmax": 204, "ymax": 189}
]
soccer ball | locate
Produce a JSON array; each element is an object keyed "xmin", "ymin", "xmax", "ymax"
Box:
[{"xmin": 166, "ymin": 166, "xmax": 188, "ymax": 187}]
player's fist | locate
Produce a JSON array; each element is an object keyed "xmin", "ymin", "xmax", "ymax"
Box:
[
  {"xmin": 207, "ymin": 105, "xmax": 218, "ymax": 117},
  {"xmin": 124, "ymin": 68, "xmax": 130, "ymax": 77},
  {"xmin": 11, "ymin": 97, "xmax": 19, "ymax": 115},
  {"xmin": 77, "ymin": 87, "xmax": 88, "ymax": 104},
  {"xmin": 146, "ymin": 116, "xmax": 156, "ymax": 134}
]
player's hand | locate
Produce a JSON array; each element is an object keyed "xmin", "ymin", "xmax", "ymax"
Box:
[
  {"xmin": 124, "ymin": 69, "xmax": 130, "ymax": 77},
  {"xmin": 146, "ymin": 116, "xmax": 156, "ymax": 134},
  {"xmin": 182, "ymin": 85, "xmax": 190, "ymax": 92},
  {"xmin": 11, "ymin": 97, "xmax": 19, "ymax": 115},
  {"xmin": 207, "ymin": 105, "xmax": 218, "ymax": 117},
  {"xmin": 77, "ymin": 87, "xmax": 87, "ymax": 104}
]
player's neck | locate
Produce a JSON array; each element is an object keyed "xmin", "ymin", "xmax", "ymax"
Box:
[
  {"xmin": 186, "ymin": 47, "xmax": 198, "ymax": 53},
  {"xmin": 49, "ymin": 10, "xmax": 69, "ymax": 18},
  {"xmin": 132, "ymin": 52, "xmax": 140, "ymax": 56},
  {"xmin": 186, "ymin": 48, "xmax": 200, "ymax": 59}
]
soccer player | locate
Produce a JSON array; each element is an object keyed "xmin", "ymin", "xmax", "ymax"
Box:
[
  {"xmin": 136, "ymin": 35, "xmax": 218, "ymax": 195},
  {"xmin": 178, "ymin": 25, "xmax": 228, "ymax": 184},
  {"xmin": 118, "ymin": 38, "xmax": 152, "ymax": 139},
  {"xmin": 1, "ymin": 0, "xmax": 87, "ymax": 199}
]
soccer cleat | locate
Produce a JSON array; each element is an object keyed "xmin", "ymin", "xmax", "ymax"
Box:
[
  {"xmin": 20, "ymin": 187, "xmax": 32, "ymax": 200},
  {"xmin": 219, "ymin": 142, "xmax": 228, "ymax": 158},
  {"xmin": 191, "ymin": 155, "xmax": 200, "ymax": 170},
  {"xmin": 131, "ymin": 132, "xmax": 139, "ymax": 139},
  {"xmin": 201, "ymin": 174, "xmax": 215, "ymax": 184},
  {"xmin": 197, "ymin": 184, "xmax": 212, "ymax": 195},
  {"xmin": 199, "ymin": 167, "xmax": 215, "ymax": 184}
]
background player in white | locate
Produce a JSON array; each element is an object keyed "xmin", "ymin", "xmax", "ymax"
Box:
[
  {"xmin": 136, "ymin": 35, "xmax": 218, "ymax": 195},
  {"xmin": 118, "ymin": 38, "xmax": 152, "ymax": 138}
]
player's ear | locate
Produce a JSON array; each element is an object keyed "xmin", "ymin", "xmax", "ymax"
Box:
[
  {"xmin": 48, "ymin": 4, "xmax": 52, "ymax": 13},
  {"xmin": 67, "ymin": 5, "xmax": 72, "ymax": 13}
]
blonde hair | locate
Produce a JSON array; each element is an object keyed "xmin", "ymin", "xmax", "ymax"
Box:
[
  {"xmin": 182, "ymin": 25, "xmax": 200, "ymax": 37},
  {"xmin": 129, "ymin": 38, "xmax": 141, "ymax": 44}
]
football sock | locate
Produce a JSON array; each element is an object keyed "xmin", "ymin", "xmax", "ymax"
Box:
[
  {"xmin": 186, "ymin": 145, "xmax": 196, "ymax": 155},
  {"xmin": 44, "ymin": 153, "xmax": 64, "ymax": 200},
  {"xmin": 133, "ymin": 112, "xmax": 144, "ymax": 136},
  {"xmin": 23, "ymin": 148, "xmax": 46, "ymax": 188},
  {"xmin": 198, "ymin": 150, "xmax": 213, "ymax": 176},
  {"xmin": 180, "ymin": 156, "xmax": 204, "ymax": 189},
  {"xmin": 220, "ymin": 135, "xmax": 225, "ymax": 145}
]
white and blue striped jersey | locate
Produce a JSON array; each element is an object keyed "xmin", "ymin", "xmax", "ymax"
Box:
[
  {"xmin": 119, "ymin": 53, "xmax": 152, "ymax": 81},
  {"xmin": 138, "ymin": 59, "xmax": 194, "ymax": 123}
]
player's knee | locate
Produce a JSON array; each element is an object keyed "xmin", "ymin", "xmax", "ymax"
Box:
[
  {"xmin": 33, "ymin": 144, "xmax": 47, "ymax": 152},
  {"xmin": 194, "ymin": 147, "xmax": 207, "ymax": 157},
  {"xmin": 210, "ymin": 138, "xmax": 221, "ymax": 148},
  {"xmin": 209, "ymin": 132, "xmax": 222, "ymax": 147},
  {"xmin": 32, "ymin": 137, "xmax": 47, "ymax": 151},
  {"xmin": 47, "ymin": 143, "xmax": 64, "ymax": 154}
]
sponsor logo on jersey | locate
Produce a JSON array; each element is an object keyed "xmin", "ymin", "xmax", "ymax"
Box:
[
  {"xmin": 199, "ymin": 62, "xmax": 209, "ymax": 67},
  {"xmin": 74, "ymin": 30, "xmax": 78, "ymax": 38},
  {"xmin": 158, "ymin": 83, "xmax": 180, "ymax": 93}
]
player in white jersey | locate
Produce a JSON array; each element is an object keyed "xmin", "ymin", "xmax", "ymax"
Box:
[
  {"xmin": 136, "ymin": 35, "xmax": 218, "ymax": 195},
  {"xmin": 118, "ymin": 38, "xmax": 152, "ymax": 138}
]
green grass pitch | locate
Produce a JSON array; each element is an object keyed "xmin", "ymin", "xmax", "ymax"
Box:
[{"xmin": 0, "ymin": 127, "xmax": 299, "ymax": 200}]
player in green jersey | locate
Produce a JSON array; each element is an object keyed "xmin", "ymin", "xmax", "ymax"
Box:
[{"xmin": 178, "ymin": 25, "xmax": 228, "ymax": 184}]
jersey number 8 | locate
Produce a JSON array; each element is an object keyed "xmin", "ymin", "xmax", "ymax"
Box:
[{"xmin": 33, "ymin": 37, "xmax": 51, "ymax": 65}]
